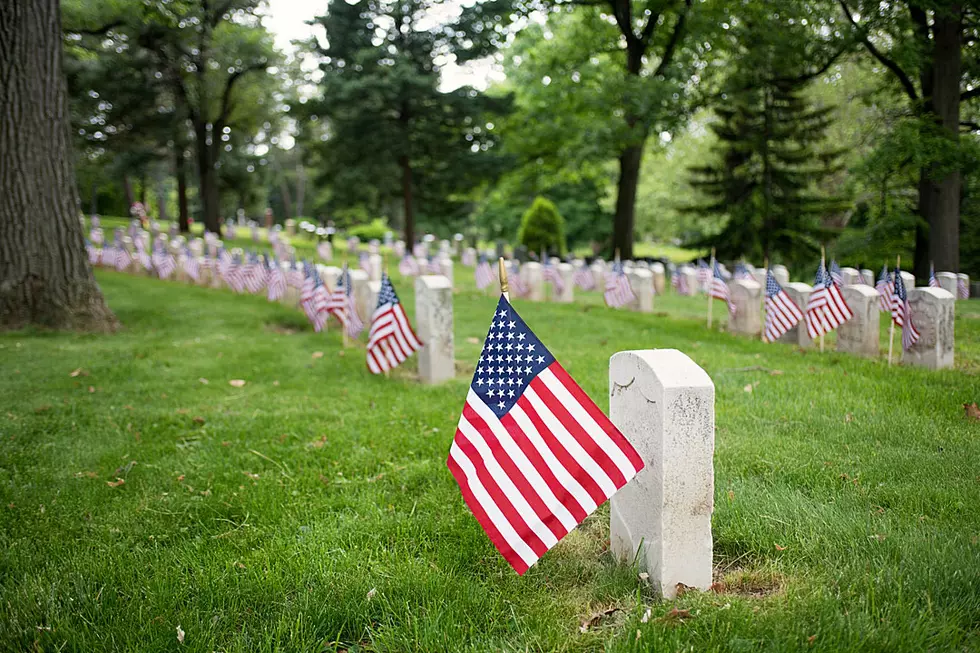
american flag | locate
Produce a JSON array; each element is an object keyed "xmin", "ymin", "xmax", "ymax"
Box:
[
  {"xmin": 805, "ymin": 261, "xmax": 852, "ymax": 338},
  {"xmin": 447, "ymin": 296, "xmax": 644, "ymax": 575},
  {"xmin": 928, "ymin": 263, "xmax": 940, "ymax": 288},
  {"xmin": 359, "ymin": 251, "xmax": 373, "ymax": 277},
  {"xmin": 763, "ymin": 269, "xmax": 803, "ymax": 342},
  {"xmin": 413, "ymin": 242, "xmax": 426, "ymax": 258},
  {"xmin": 183, "ymin": 249, "xmax": 200, "ymax": 282},
  {"xmin": 366, "ymin": 274, "xmax": 423, "ymax": 374},
  {"xmin": 225, "ymin": 224, "xmax": 237, "ymax": 240},
  {"xmin": 134, "ymin": 237, "xmax": 152, "ymax": 270},
  {"xmin": 891, "ymin": 267, "xmax": 919, "ymax": 350},
  {"xmin": 475, "ymin": 255, "xmax": 494, "ymax": 290},
  {"xmin": 829, "ymin": 260, "xmax": 843, "ymax": 288},
  {"xmin": 300, "ymin": 264, "xmax": 321, "ymax": 329},
  {"xmin": 287, "ymin": 261, "xmax": 306, "ymax": 289},
  {"xmin": 875, "ymin": 264, "xmax": 893, "ymax": 312},
  {"xmin": 223, "ymin": 254, "xmax": 247, "ymax": 292},
  {"xmin": 509, "ymin": 261, "xmax": 528, "ymax": 298},
  {"xmin": 604, "ymin": 261, "xmax": 634, "ymax": 308},
  {"xmin": 710, "ymin": 260, "xmax": 735, "ymax": 316},
  {"xmin": 153, "ymin": 244, "xmax": 176, "ymax": 280},
  {"xmin": 462, "ymin": 248, "xmax": 477, "ymax": 267},
  {"xmin": 243, "ymin": 254, "xmax": 268, "ymax": 293},
  {"xmin": 425, "ymin": 256, "xmax": 443, "ymax": 275},
  {"xmin": 393, "ymin": 241, "xmax": 406, "ymax": 258},
  {"xmin": 114, "ymin": 244, "xmax": 132, "ymax": 272},
  {"xmin": 542, "ymin": 259, "xmax": 565, "ymax": 294},
  {"xmin": 267, "ymin": 259, "xmax": 287, "ymax": 302},
  {"xmin": 573, "ymin": 262, "xmax": 595, "ymax": 291},
  {"xmin": 733, "ymin": 262, "xmax": 753, "ymax": 280},
  {"xmin": 959, "ymin": 276, "xmax": 970, "ymax": 300},
  {"xmin": 90, "ymin": 228, "xmax": 104, "ymax": 246},
  {"xmin": 100, "ymin": 244, "xmax": 116, "ymax": 269},
  {"xmin": 86, "ymin": 241, "xmax": 99, "ymax": 265},
  {"xmin": 317, "ymin": 241, "xmax": 332, "ymax": 261},
  {"xmin": 398, "ymin": 255, "xmax": 420, "ymax": 277},
  {"xmin": 348, "ymin": 237, "xmax": 359, "ymax": 254},
  {"xmin": 327, "ymin": 265, "xmax": 364, "ymax": 338},
  {"xmin": 696, "ymin": 259, "xmax": 710, "ymax": 293}
]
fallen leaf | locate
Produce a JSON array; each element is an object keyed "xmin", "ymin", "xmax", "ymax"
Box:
[
  {"xmin": 34, "ymin": 405, "xmax": 51, "ymax": 414},
  {"xmin": 176, "ymin": 475, "xmax": 185, "ymax": 482},
  {"xmin": 769, "ymin": 369, "xmax": 783, "ymax": 376},
  {"xmin": 88, "ymin": 386, "xmax": 96, "ymax": 393},
  {"xmin": 656, "ymin": 608, "xmax": 692, "ymax": 624},
  {"xmin": 176, "ymin": 625, "xmax": 185, "ymax": 644},
  {"xmin": 466, "ymin": 337, "xmax": 480, "ymax": 345},
  {"xmin": 228, "ymin": 379, "xmax": 246, "ymax": 387},
  {"xmin": 743, "ymin": 384, "xmax": 753, "ymax": 393},
  {"xmin": 198, "ymin": 378, "xmax": 209, "ymax": 385},
  {"xmin": 273, "ymin": 380, "xmax": 280, "ymax": 386},
  {"xmin": 366, "ymin": 588, "xmax": 377, "ymax": 600},
  {"xmin": 312, "ymin": 351, "xmax": 324, "ymax": 359},
  {"xmin": 844, "ymin": 412, "xmax": 853, "ymax": 423},
  {"xmin": 579, "ymin": 607, "xmax": 620, "ymax": 633},
  {"xmin": 69, "ymin": 368, "xmax": 86, "ymax": 377},
  {"xmin": 337, "ymin": 350, "xmax": 345, "ymax": 357},
  {"xmin": 808, "ymin": 635, "xmax": 817, "ymax": 645},
  {"xmin": 221, "ymin": 441, "xmax": 231, "ymax": 447},
  {"xmin": 106, "ymin": 478, "xmax": 125, "ymax": 488},
  {"xmin": 309, "ymin": 436, "xmax": 327, "ymax": 449},
  {"xmin": 709, "ymin": 582, "xmax": 726, "ymax": 593},
  {"xmin": 74, "ymin": 471, "xmax": 98, "ymax": 479},
  {"xmin": 727, "ymin": 489, "xmax": 735, "ymax": 502},
  {"xmin": 243, "ymin": 472, "xmax": 259, "ymax": 480},
  {"xmin": 638, "ymin": 572, "xmax": 649, "ymax": 582},
  {"xmin": 964, "ymin": 403, "xmax": 980, "ymax": 421},
  {"xmin": 774, "ymin": 543, "xmax": 787, "ymax": 551},
  {"xmin": 176, "ymin": 408, "xmax": 190, "ymax": 415},
  {"xmin": 675, "ymin": 582, "xmax": 695, "ymax": 597},
  {"xmin": 640, "ymin": 607, "xmax": 652, "ymax": 623},
  {"xmin": 192, "ymin": 416, "xmax": 205, "ymax": 425}
]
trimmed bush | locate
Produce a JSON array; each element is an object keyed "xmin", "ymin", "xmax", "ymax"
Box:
[
  {"xmin": 348, "ymin": 218, "xmax": 389, "ymax": 242},
  {"xmin": 517, "ymin": 196, "xmax": 566, "ymax": 255}
]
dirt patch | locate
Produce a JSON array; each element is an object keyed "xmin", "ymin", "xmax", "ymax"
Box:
[
  {"xmin": 265, "ymin": 322, "xmax": 301, "ymax": 335},
  {"xmin": 711, "ymin": 566, "xmax": 785, "ymax": 599}
]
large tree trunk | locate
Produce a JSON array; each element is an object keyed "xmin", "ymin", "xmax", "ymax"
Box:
[
  {"xmin": 0, "ymin": 0, "xmax": 116, "ymax": 331},
  {"xmin": 176, "ymin": 149, "xmax": 189, "ymax": 233},
  {"xmin": 194, "ymin": 121, "xmax": 221, "ymax": 235},
  {"xmin": 927, "ymin": 4, "xmax": 962, "ymax": 273},
  {"xmin": 399, "ymin": 155, "xmax": 415, "ymax": 248},
  {"xmin": 612, "ymin": 143, "xmax": 644, "ymax": 260},
  {"xmin": 122, "ymin": 174, "xmax": 134, "ymax": 211},
  {"xmin": 295, "ymin": 164, "xmax": 306, "ymax": 218}
]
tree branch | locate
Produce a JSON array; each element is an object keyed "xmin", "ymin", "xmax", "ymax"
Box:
[
  {"xmin": 962, "ymin": 87, "xmax": 980, "ymax": 102},
  {"xmin": 838, "ymin": 0, "xmax": 918, "ymax": 102},
  {"xmin": 608, "ymin": 0, "xmax": 638, "ymax": 45},
  {"xmin": 652, "ymin": 0, "xmax": 691, "ymax": 77},
  {"xmin": 65, "ymin": 19, "xmax": 124, "ymax": 36},
  {"xmin": 216, "ymin": 60, "xmax": 269, "ymax": 128},
  {"xmin": 771, "ymin": 43, "xmax": 849, "ymax": 86}
]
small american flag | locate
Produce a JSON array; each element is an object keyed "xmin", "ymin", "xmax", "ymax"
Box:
[
  {"xmin": 134, "ymin": 237, "xmax": 151, "ymax": 270},
  {"xmin": 413, "ymin": 242, "xmax": 426, "ymax": 258},
  {"xmin": 475, "ymin": 255, "xmax": 494, "ymax": 290},
  {"xmin": 875, "ymin": 264, "xmax": 893, "ymax": 312},
  {"xmin": 243, "ymin": 254, "xmax": 268, "ymax": 293},
  {"xmin": 462, "ymin": 249, "xmax": 477, "ymax": 267},
  {"xmin": 696, "ymin": 259, "xmax": 710, "ymax": 293},
  {"xmin": 152, "ymin": 244, "xmax": 176, "ymax": 280},
  {"xmin": 509, "ymin": 261, "xmax": 528, "ymax": 298},
  {"xmin": 604, "ymin": 261, "xmax": 634, "ymax": 308},
  {"xmin": 86, "ymin": 241, "xmax": 99, "ymax": 265},
  {"xmin": 763, "ymin": 269, "xmax": 803, "ymax": 342},
  {"xmin": 183, "ymin": 249, "xmax": 200, "ymax": 282},
  {"xmin": 359, "ymin": 251, "xmax": 373, "ymax": 277},
  {"xmin": 447, "ymin": 296, "xmax": 644, "ymax": 574},
  {"xmin": 317, "ymin": 241, "xmax": 332, "ymax": 261},
  {"xmin": 425, "ymin": 256, "xmax": 443, "ymax": 275},
  {"xmin": 266, "ymin": 259, "xmax": 287, "ymax": 302},
  {"xmin": 114, "ymin": 244, "xmax": 132, "ymax": 272},
  {"xmin": 393, "ymin": 241, "xmax": 406, "ymax": 258},
  {"xmin": 366, "ymin": 274, "xmax": 423, "ymax": 374},
  {"xmin": 710, "ymin": 260, "xmax": 735, "ymax": 316},
  {"xmin": 100, "ymin": 244, "xmax": 116, "ymax": 269},
  {"xmin": 829, "ymin": 260, "xmax": 843, "ymax": 288},
  {"xmin": 891, "ymin": 266, "xmax": 919, "ymax": 350},
  {"xmin": 958, "ymin": 276, "xmax": 970, "ymax": 300},
  {"xmin": 300, "ymin": 264, "xmax": 320, "ymax": 328},
  {"xmin": 573, "ymin": 262, "xmax": 594, "ymax": 291},
  {"xmin": 328, "ymin": 265, "xmax": 364, "ymax": 338},
  {"xmin": 542, "ymin": 259, "xmax": 565, "ymax": 294},
  {"xmin": 805, "ymin": 261, "xmax": 852, "ymax": 338},
  {"xmin": 287, "ymin": 261, "xmax": 305, "ymax": 289},
  {"xmin": 928, "ymin": 264, "xmax": 940, "ymax": 289},
  {"xmin": 399, "ymin": 255, "xmax": 420, "ymax": 277},
  {"xmin": 223, "ymin": 254, "xmax": 247, "ymax": 292},
  {"xmin": 733, "ymin": 263, "xmax": 752, "ymax": 280}
]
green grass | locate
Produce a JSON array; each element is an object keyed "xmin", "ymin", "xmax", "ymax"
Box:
[{"xmin": 2, "ymin": 266, "xmax": 979, "ymax": 652}]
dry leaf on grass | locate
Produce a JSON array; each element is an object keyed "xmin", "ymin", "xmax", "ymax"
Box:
[
  {"xmin": 743, "ymin": 384, "xmax": 753, "ymax": 393},
  {"xmin": 366, "ymin": 588, "xmax": 377, "ymax": 600},
  {"xmin": 192, "ymin": 416, "xmax": 205, "ymax": 425},
  {"xmin": 69, "ymin": 368, "xmax": 87, "ymax": 377},
  {"xmin": 656, "ymin": 608, "xmax": 693, "ymax": 624},
  {"xmin": 774, "ymin": 543, "xmax": 787, "ymax": 551},
  {"xmin": 106, "ymin": 478, "xmax": 125, "ymax": 488},
  {"xmin": 579, "ymin": 607, "xmax": 620, "ymax": 633},
  {"xmin": 964, "ymin": 403, "xmax": 980, "ymax": 421},
  {"xmin": 74, "ymin": 471, "xmax": 98, "ymax": 479},
  {"xmin": 312, "ymin": 351, "xmax": 324, "ymax": 359},
  {"xmin": 640, "ymin": 608, "xmax": 652, "ymax": 623},
  {"xmin": 198, "ymin": 378, "xmax": 209, "ymax": 385},
  {"xmin": 466, "ymin": 337, "xmax": 480, "ymax": 345},
  {"xmin": 88, "ymin": 386, "xmax": 96, "ymax": 393},
  {"xmin": 228, "ymin": 379, "xmax": 246, "ymax": 387},
  {"xmin": 176, "ymin": 625, "xmax": 185, "ymax": 644}
]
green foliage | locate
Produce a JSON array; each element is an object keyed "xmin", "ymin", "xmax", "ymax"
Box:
[
  {"xmin": 347, "ymin": 218, "xmax": 389, "ymax": 242},
  {"xmin": 517, "ymin": 196, "xmax": 566, "ymax": 255}
]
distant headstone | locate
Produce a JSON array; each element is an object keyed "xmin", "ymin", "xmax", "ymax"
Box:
[
  {"xmin": 439, "ymin": 257, "xmax": 454, "ymax": 288},
  {"xmin": 522, "ymin": 262, "xmax": 544, "ymax": 301},
  {"xmin": 366, "ymin": 280, "xmax": 382, "ymax": 318},
  {"xmin": 555, "ymin": 263, "xmax": 575, "ymax": 303},
  {"xmin": 349, "ymin": 269, "xmax": 370, "ymax": 322},
  {"xmin": 900, "ymin": 271, "xmax": 915, "ymax": 288},
  {"xmin": 772, "ymin": 264, "xmax": 790, "ymax": 287},
  {"xmin": 779, "ymin": 283, "xmax": 812, "ymax": 347},
  {"xmin": 368, "ymin": 253, "xmax": 383, "ymax": 282},
  {"xmin": 591, "ymin": 259, "xmax": 607, "ymax": 290},
  {"xmin": 728, "ymin": 279, "xmax": 762, "ymax": 336},
  {"xmin": 841, "ymin": 267, "xmax": 862, "ymax": 286},
  {"xmin": 285, "ymin": 219, "xmax": 296, "ymax": 237},
  {"xmin": 627, "ymin": 269, "xmax": 654, "ymax": 312},
  {"xmin": 836, "ymin": 285, "xmax": 879, "ymax": 357},
  {"xmin": 750, "ymin": 268, "xmax": 767, "ymax": 287},
  {"xmin": 651, "ymin": 262, "xmax": 666, "ymax": 295},
  {"xmin": 679, "ymin": 266, "xmax": 698, "ymax": 296},
  {"xmin": 415, "ymin": 275, "xmax": 455, "ymax": 384},
  {"xmin": 609, "ymin": 349, "xmax": 714, "ymax": 599},
  {"xmin": 903, "ymin": 287, "xmax": 955, "ymax": 369},
  {"xmin": 514, "ymin": 245, "xmax": 529, "ymax": 263},
  {"xmin": 860, "ymin": 269, "xmax": 874, "ymax": 286},
  {"xmin": 936, "ymin": 272, "xmax": 957, "ymax": 296}
]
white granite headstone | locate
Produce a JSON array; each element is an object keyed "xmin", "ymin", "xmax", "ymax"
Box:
[{"xmin": 415, "ymin": 275, "xmax": 455, "ymax": 384}]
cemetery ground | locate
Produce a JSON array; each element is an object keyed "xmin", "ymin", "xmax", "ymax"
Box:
[{"xmin": 2, "ymin": 269, "xmax": 979, "ymax": 652}]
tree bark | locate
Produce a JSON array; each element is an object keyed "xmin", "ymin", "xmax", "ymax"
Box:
[
  {"xmin": 194, "ymin": 120, "xmax": 221, "ymax": 235},
  {"xmin": 176, "ymin": 149, "xmax": 189, "ymax": 233},
  {"xmin": 0, "ymin": 0, "xmax": 116, "ymax": 331},
  {"xmin": 400, "ymin": 154, "xmax": 415, "ymax": 248},
  {"xmin": 613, "ymin": 142, "xmax": 644, "ymax": 259},
  {"xmin": 295, "ymin": 163, "xmax": 305, "ymax": 219},
  {"xmin": 122, "ymin": 174, "xmax": 134, "ymax": 211}
]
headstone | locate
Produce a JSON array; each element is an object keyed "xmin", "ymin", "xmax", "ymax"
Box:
[
  {"xmin": 860, "ymin": 269, "xmax": 874, "ymax": 286},
  {"xmin": 349, "ymin": 269, "xmax": 371, "ymax": 322},
  {"xmin": 772, "ymin": 265, "xmax": 790, "ymax": 287},
  {"xmin": 679, "ymin": 266, "xmax": 698, "ymax": 296},
  {"xmin": 368, "ymin": 253, "xmax": 383, "ymax": 282},
  {"xmin": 415, "ymin": 275, "xmax": 455, "ymax": 384},
  {"xmin": 836, "ymin": 285, "xmax": 879, "ymax": 357},
  {"xmin": 900, "ymin": 271, "xmax": 915, "ymax": 288},
  {"xmin": 903, "ymin": 288, "xmax": 955, "ymax": 369},
  {"xmin": 285, "ymin": 219, "xmax": 296, "ymax": 237},
  {"xmin": 514, "ymin": 245, "xmax": 528, "ymax": 263},
  {"xmin": 627, "ymin": 269, "xmax": 654, "ymax": 312},
  {"xmin": 750, "ymin": 268, "xmax": 767, "ymax": 287},
  {"xmin": 609, "ymin": 349, "xmax": 714, "ymax": 599},
  {"xmin": 366, "ymin": 280, "xmax": 382, "ymax": 318},
  {"xmin": 957, "ymin": 273, "xmax": 970, "ymax": 298},
  {"xmin": 590, "ymin": 260, "xmax": 607, "ymax": 290},
  {"xmin": 189, "ymin": 238, "xmax": 204, "ymax": 258},
  {"xmin": 440, "ymin": 239, "xmax": 451, "ymax": 256},
  {"xmin": 728, "ymin": 279, "xmax": 762, "ymax": 336},
  {"xmin": 439, "ymin": 257, "xmax": 454, "ymax": 288},
  {"xmin": 651, "ymin": 262, "xmax": 666, "ymax": 295},
  {"xmin": 522, "ymin": 262, "xmax": 544, "ymax": 301},
  {"xmin": 555, "ymin": 263, "xmax": 575, "ymax": 303},
  {"xmin": 935, "ymin": 271, "xmax": 957, "ymax": 296},
  {"xmin": 841, "ymin": 267, "xmax": 862, "ymax": 286},
  {"xmin": 779, "ymin": 283, "xmax": 812, "ymax": 347}
]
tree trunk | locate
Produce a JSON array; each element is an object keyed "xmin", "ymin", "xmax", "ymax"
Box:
[
  {"xmin": 612, "ymin": 44, "xmax": 647, "ymax": 260},
  {"xmin": 176, "ymin": 149, "xmax": 189, "ymax": 233},
  {"xmin": 122, "ymin": 174, "xmax": 134, "ymax": 211},
  {"xmin": 295, "ymin": 164, "xmax": 305, "ymax": 218},
  {"xmin": 400, "ymin": 154, "xmax": 415, "ymax": 247},
  {"xmin": 927, "ymin": 4, "xmax": 962, "ymax": 273},
  {"xmin": 278, "ymin": 176, "xmax": 294, "ymax": 219},
  {"xmin": 194, "ymin": 120, "xmax": 221, "ymax": 235},
  {"xmin": 138, "ymin": 173, "xmax": 146, "ymax": 206},
  {"xmin": 0, "ymin": 0, "xmax": 116, "ymax": 331}
]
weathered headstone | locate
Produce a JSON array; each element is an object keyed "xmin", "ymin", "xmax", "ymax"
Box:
[
  {"xmin": 590, "ymin": 260, "xmax": 607, "ymax": 290},
  {"xmin": 750, "ymin": 268, "xmax": 767, "ymax": 287},
  {"xmin": 368, "ymin": 253, "xmax": 383, "ymax": 282},
  {"xmin": 900, "ymin": 271, "xmax": 915, "ymax": 288},
  {"xmin": 555, "ymin": 263, "xmax": 575, "ymax": 303},
  {"xmin": 935, "ymin": 271, "xmax": 957, "ymax": 296},
  {"xmin": 609, "ymin": 349, "xmax": 714, "ymax": 599},
  {"xmin": 415, "ymin": 275, "xmax": 455, "ymax": 384},
  {"xmin": 779, "ymin": 283, "xmax": 812, "ymax": 347},
  {"xmin": 903, "ymin": 288, "xmax": 955, "ymax": 369},
  {"xmin": 366, "ymin": 280, "xmax": 382, "ymax": 318},
  {"xmin": 651, "ymin": 262, "xmax": 666, "ymax": 295},
  {"xmin": 679, "ymin": 266, "xmax": 698, "ymax": 296},
  {"xmin": 772, "ymin": 264, "xmax": 790, "ymax": 287},
  {"xmin": 836, "ymin": 285, "xmax": 879, "ymax": 357},
  {"xmin": 860, "ymin": 269, "xmax": 874, "ymax": 286},
  {"xmin": 349, "ymin": 269, "xmax": 370, "ymax": 322},
  {"xmin": 627, "ymin": 269, "xmax": 654, "ymax": 312},
  {"xmin": 841, "ymin": 267, "xmax": 862, "ymax": 286},
  {"xmin": 285, "ymin": 219, "xmax": 296, "ymax": 237},
  {"xmin": 522, "ymin": 262, "xmax": 544, "ymax": 301},
  {"xmin": 439, "ymin": 257, "xmax": 454, "ymax": 288},
  {"xmin": 728, "ymin": 279, "xmax": 762, "ymax": 336}
]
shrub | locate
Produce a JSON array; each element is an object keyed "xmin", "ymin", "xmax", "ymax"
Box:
[
  {"xmin": 347, "ymin": 218, "xmax": 389, "ymax": 242},
  {"xmin": 517, "ymin": 196, "xmax": 566, "ymax": 255}
]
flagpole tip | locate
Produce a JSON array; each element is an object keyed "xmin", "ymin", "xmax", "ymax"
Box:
[{"xmin": 498, "ymin": 257, "xmax": 509, "ymax": 296}]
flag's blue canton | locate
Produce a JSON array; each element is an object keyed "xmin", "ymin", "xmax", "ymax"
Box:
[
  {"xmin": 713, "ymin": 260, "xmax": 725, "ymax": 279},
  {"xmin": 765, "ymin": 271, "xmax": 782, "ymax": 297},
  {"xmin": 814, "ymin": 262, "xmax": 828, "ymax": 287},
  {"xmin": 376, "ymin": 275, "xmax": 399, "ymax": 308},
  {"xmin": 894, "ymin": 267, "xmax": 908, "ymax": 301},
  {"xmin": 338, "ymin": 266, "xmax": 351, "ymax": 293},
  {"xmin": 472, "ymin": 297, "xmax": 555, "ymax": 419}
]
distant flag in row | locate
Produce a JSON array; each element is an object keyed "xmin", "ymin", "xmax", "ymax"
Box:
[
  {"xmin": 328, "ymin": 265, "xmax": 364, "ymax": 338},
  {"xmin": 696, "ymin": 259, "xmax": 710, "ymax": 293},
  {"xmin": 829, "ymin": 259, "xmax": 843, "ymax": 288},
  {"xmin": 542, "ymin": 258, "xmax": 565, "ymax": 295},
  {"xmin": 573, "ymin": 261, "xmax": 595, "ymax": 291},
  {"xmin": 805, "ymin": 261, "xmax": 852, "ymax": 339},
  {"xmin": 875, "ymin": 264, "xmax": 893, "ymax": 312},
  {"xmin": 447, "ymin": 296, "xmax": 644, "ymax": 574},
  {"xmin": 366, "ymin": 274, "xmax": 423, "ymax": 375},
  {"xmin": 709, "ymin": 260, "xmax": 735, "ymax": 316},
  {"xmin": 763, "ymin": 268, "xmax": 803, "ymax": 343},
  {"xmin": 604, "ymin": 261, "xmax": 634, "ymax": 308},
  {"xmin": 733, "ymin": 262, "xmax": 752, "ymax": 280},
  {"xmin": 959, "ymin": 276, "xmax": 970, "ymax": 300},
  {"xmin": 928, "ymin": 263, "xmax": 940, "ymax": 289},
  {"xmin": 399, "ymin": 254, "xmax": 420, "ymax": 277},
  {"xmin": 475, "ymin": 254, "xmax": 494, "ymax": 290},
  {"xmin": 267, "ymin": 259, "xmax": 286, "ymax": 302},
  {"xmin": 891, "ymin": 266, "xmax": 919, "ymax": 350},
  {"xmin": 508, "ymin": 261, "xmax": 529, "ymax": 298}
]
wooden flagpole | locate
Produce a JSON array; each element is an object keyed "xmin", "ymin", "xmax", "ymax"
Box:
[
  {"xmin": 498, "ymin": 257, "xmax": 510, "ymax": 302},
  {"xmin": 707, "ymin": 248, "xmax": 715, "ymax": 329},
  {"xmin": 887, "ymin": 254, "xmax": 899, "ymax": 366},
  {"xmin": 341, "ymin": 258, "xmax": 349, "ymax": 349},
  {"xmin": 383, "ymin": 255, "xmax": 390, "ymax": 377},
  {"xmin": 819, "ymin": 247, "xmax": 825, "ymax": 352},
  {"xmin": 762, "ymin": 257, "xmax": 769, "ymax": 342}
]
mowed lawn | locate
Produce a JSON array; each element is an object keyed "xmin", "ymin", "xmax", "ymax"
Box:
[{"xmin": 1, "ymin": 268, "xmax": 979, "ymax": 652}]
